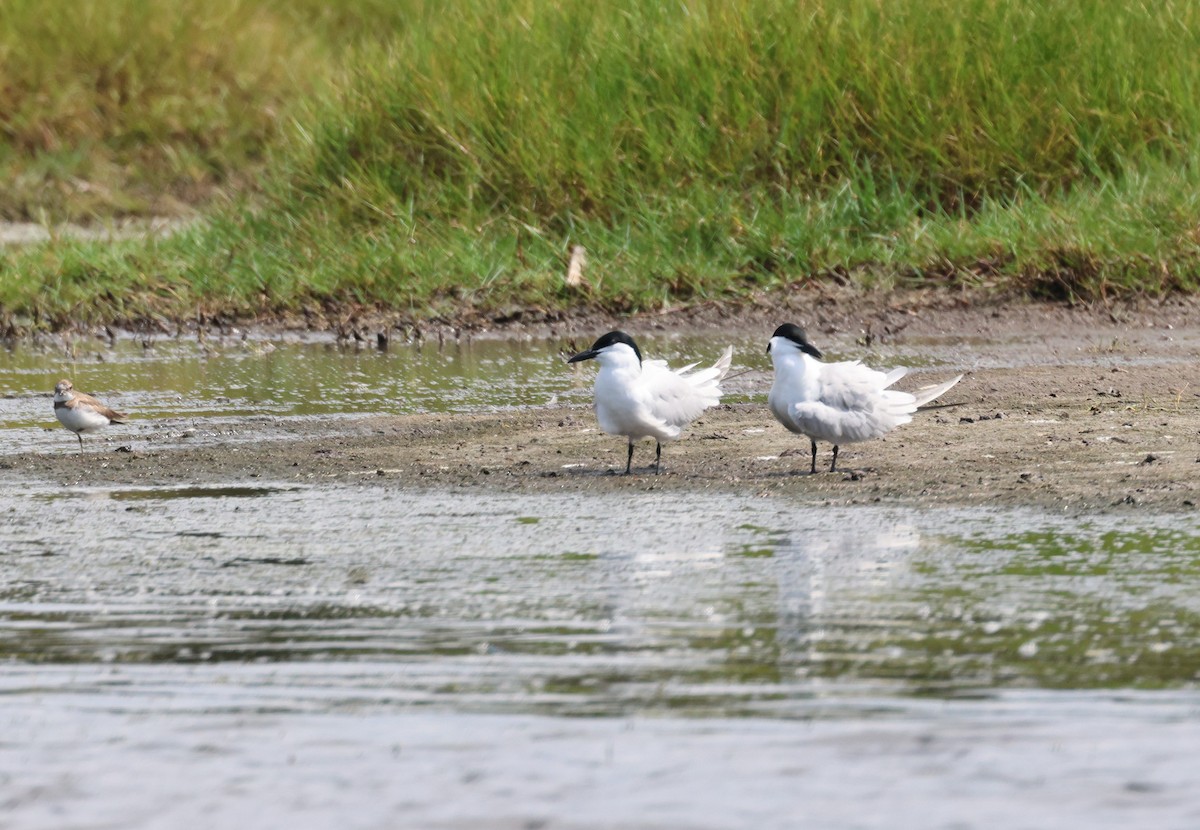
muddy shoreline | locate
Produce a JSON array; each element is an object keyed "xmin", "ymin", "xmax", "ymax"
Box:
[
  {"xmin": 16, "ymin": 283, "xmax": 1200, "ymax": 346},
  {"xmin": 6, "ymin": 293, "xmax": 1197, "ymax": 514}
]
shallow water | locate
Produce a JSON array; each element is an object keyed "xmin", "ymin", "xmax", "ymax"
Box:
[
  {"xmin": 2, "ymin": 482, "xmax": 1199, "ymax": 827},
  {"xmin": 1, "ymin": 332, "xmax": 762, "ymax": 455},
  {"xmin": 6, "ymin": 486, "xmax": 1199, "ymax": 702},
  {"xmin": 1, "ymin": 333, "xmax": 599, "ymax": 454},
  {"xmin": 3, "ymin": 320, "xmax": 1174, "ymax": 455}
]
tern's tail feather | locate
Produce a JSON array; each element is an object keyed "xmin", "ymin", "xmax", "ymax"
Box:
[
  {"xmin": 912, "ymin": 374, "xmax": 963, "ymax": 408},
  {"xmin": 882, "ymin": 366, "xmax": 908, "ymax": 388},
  {"xmin": 713, "ymin": 345, "xmax": 734, "ymax": 380},
  {"xmin": 682, "ymin": 345, "xmax": 734, "ymax": 388}
]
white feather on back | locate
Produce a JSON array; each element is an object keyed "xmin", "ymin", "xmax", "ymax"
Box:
[
  {"xmin": 784, "ymin": 359, "xmax": 915, "ymax": 444},
  {"xmin": 769, "ymin": 341, "xmax": 963, "ymax": 446}
]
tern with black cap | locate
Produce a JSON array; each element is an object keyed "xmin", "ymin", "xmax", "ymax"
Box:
[
  {"xmin": 568, "ymin": 331, "xmax": 733, "ymax": 474},
  {"xmin": 766, "ymin": 323, "xmax": 962, "ymax": 473}
]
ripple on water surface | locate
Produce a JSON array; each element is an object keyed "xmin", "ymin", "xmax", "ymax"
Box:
[
  {"xmin": 3, "ymin": 486, "xmax": 1198, "ymax": 715},
  {"xmin": 3, "ymin": 485, "xmax": 1200, "ymax": 828}
]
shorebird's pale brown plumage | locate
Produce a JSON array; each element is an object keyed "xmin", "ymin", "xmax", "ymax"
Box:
[{"xmin": 53, "ymin": 379, "xmax": 127, "ymax": 452}]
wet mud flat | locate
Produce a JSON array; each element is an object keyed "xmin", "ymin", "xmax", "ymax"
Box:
[
  {"xmin": 7, "ymin": 357, "xmax": 1198, "ymax": 513},
  {"xmin": 4, "ymin": 294, "xmax": 1198, "ymax": 511}
]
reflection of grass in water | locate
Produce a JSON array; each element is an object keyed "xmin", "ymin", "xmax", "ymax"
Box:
[
  {"xmin": 2, "ymin": 334, "xmax": 761, "ymax": 435},
  {"xmin": 6, "ymin": 488, "xmax": 1198, "ymax": 703},
  {"xmin": 730, "ymin": 546, "xmax": 775, "ymax": 559},
  {"xmin": 858, "ymin": 602, "xmax": 1200, "ymax": 693},
  {"xmin": 969, "ymin": 528, "xmax": 1200, "ymax": 577},
  {"xmin": 0, "ymin": 336, "xmax": 580, "ymax": 422},
  {"xmin": 816, "ymin": 526, "xmax": 1200, "ymax": 692}
]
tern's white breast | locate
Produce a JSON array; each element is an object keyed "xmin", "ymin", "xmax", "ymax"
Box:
[
  {"xmin": 768, "ymin": 351, "xmax": 819, "ymax": 434},
  {"xmin": 593, "ymin": 364, "xmax": 679, "ymax": 442}
]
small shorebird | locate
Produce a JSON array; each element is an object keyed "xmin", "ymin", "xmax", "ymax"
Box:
[
  {"xmin": 53, "ymin": 379, "xmax": 128, "ymax": 452},
  {"xmin": 568, "ymin": 331, "xmax": 733, "ymax": 474},
  {"xmin": 766, "ymin": 323, "xmax": 962, "ymax": 473}
]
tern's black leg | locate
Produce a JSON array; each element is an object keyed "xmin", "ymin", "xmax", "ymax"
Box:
[
  {"xmin": 77, "ymin": 432, "xmax": 84, "ymax": 454},
  {"xmin": 830, "ymin": 445, "xmax": 840, "ymax": 473},
  {"xmin": 809, "ymin": 440, "xmax": 818, "ymax": 474},
  {"xmin": 624, "ymin": 439, "xmax": 634, "ymax": 475},
  {"xmin": 654, "ymin": 441, "xmax": 662, "ymax": 474}
]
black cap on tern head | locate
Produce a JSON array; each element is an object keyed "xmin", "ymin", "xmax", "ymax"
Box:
[
  {"xmin": 768, "ymin": 323, "xmax": 823, "ymax": 359},
  {"xmin": 567, "ymin": 330, "xmax": 643, "ymax": 365}
]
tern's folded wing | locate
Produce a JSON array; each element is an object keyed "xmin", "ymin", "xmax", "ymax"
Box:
[
  {"xmin": 815, "ymin": 361, "xmax": 910, "ymax": 412},
  {"xmin": 642, "ymin": 363, "xmax": 721, "ymax": 429}
]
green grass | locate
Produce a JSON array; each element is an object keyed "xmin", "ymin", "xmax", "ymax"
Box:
[
  {"xmin": 0, "ymin": 0, "xmax": 297, "ymax": 218},
  {"xmin": 0, "ymin": 0, "xmax": 407, "ymax": 220},
  {"xmin": 2, "ymin": 0, "xmax": 1200, "ymax": 329}
]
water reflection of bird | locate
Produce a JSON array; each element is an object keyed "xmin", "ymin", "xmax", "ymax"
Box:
[
  {"xmin": 53, "ymin": 379, "xmax": 128, "ymax": 452},
  {"xmin": 767, "ymin": 323, "xmax": 962, "ymax": 473},
  {"xmin": 568, "ymin": 331, "xmax": 733, "ymax": 474},
  {"xmin": 772, "ymin": 519, "xmax": 920, "ymax": 671}
]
